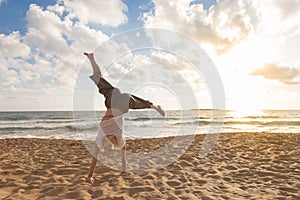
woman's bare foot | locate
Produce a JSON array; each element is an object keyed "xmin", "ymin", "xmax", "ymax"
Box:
[
  {"xmin": 121, "ymin": 171, "xmax": 130, "ymax": 175},
  {"xmin": 84, "ymin": 52, "xmax": 94, "ymax": 60},
  {"xmin": 152, "ymin": 105, "xmax": 165, "ymax": 117}
]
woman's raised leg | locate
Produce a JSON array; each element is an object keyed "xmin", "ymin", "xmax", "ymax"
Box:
[
  {"xmin": 84, "ymin": 52, "xmax": 101, "ymax": 74},
  {"xmin": 151, "ymin": 105, "xmax": 165, "ymax": 117}
]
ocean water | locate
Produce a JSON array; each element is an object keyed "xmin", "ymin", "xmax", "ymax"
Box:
[{"xmin": 0, "ymin": 110, "xmax": 299, "ymax": 140}]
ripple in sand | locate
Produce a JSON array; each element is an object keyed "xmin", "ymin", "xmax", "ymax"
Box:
[
  {"xmin": 195, "ymin": 179, "xmax": 207, "ymax": 185},
  {"xmin": 11, "ymin": 169, "xmax": 25, "ymax": 175},
  {"xmin": 166, "ymin": 180, "xmax": 182, "ymax": 187},
  {"xmin": 89, "ymin": 189, "xmax": 103, "ymax": 198},
  {"xmin": 128, "ymin": 186, "xmax": 155, "ymax": 197},
  {"xmin": 224, "ymin": 165, "xmax": 237, "ymax": 170},
  {"xmin": 50, "ymin": 168, "xmax": 78, "ymax": 175}
]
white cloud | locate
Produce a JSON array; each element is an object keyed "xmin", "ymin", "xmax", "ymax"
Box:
[
  {"xmin": 63, "ymin": 0, "xmax": 128, "ymax": 27},
  {"xmin": 65, "ymin": 22, "xmax": 109, "ymax": 52},
  {"xmin": 52, "ymin": 73, "xmax": 76, "ymax": 91},
  {"xmin": 108, "ymin": 50, "xmax": 200, "ymax": 87},
  {"xmin": 142, "ymin": 0, "xmax": 300, "ymax": 56},
  {"xmin": 21, "ymin": 3, "xmax": 130, "ymax": 89},
  {"xmin": 105, "ymin": 62, "xmax": 129, "ymax": 80},
  {"xmin": 25, "ymin": 4, "xmax": 71, "ymax": 56},
  {"xmin": 30, "ymin": 55, "xmax": 53, "ymax": 75},
  {"xmin": 0, "ymin": 31, "xmax": 31, "ymax": 58},
  {"xmin": 23, "ymin": 3, "xmax": 129, "ymax": 70},
  {"xmin": 91, "ymin": 40, "xmax": 133, "ymax": 68},
  {"xmin": 150, "ymin": 51, "xmax": 192, "ymax": 71},
  {"xmin": 2, "ymin": 85, "xmax": 36, "ymax": 94},
  {"xmin": 251, "ymin": 62, "xmax": 300, "ymax": 85},
  {"xmin": 0, "ymin": 67, "xmax": 21, "ymax": 85},
  {"xmin": 254, "ymin": 0, "xmax": 300, "ymax": 36},
  {"xmin": 0, "ymin": 0, "xmax": 8, "ymax": 6},
  {"xmin": 24, "ymin": 4, "xmax": 115, "ymax": 57},
  {"xmin": 143, "ymin": 0, "xmax": 257, "ymax": 54},
  {"xmin": 0, "ymin": 1, "xmax": 132, "ymax": 111},
  {"xmin": 6, "ymin": 57, "xmax": 30, "ymax": 69},
  {"xmin": 0, "ymin": 0, "xmax": 132, "ymax": 111},
  {"xmin": 19, "ymin": 69, "xmax": 41, "ymax": 83},
  {"xmin": 46, "ymin": 4, "xmax": 65, "ymax": 16},
  {"xmin": 272, "ymin": 0, "xmax": 300, "ymax": 20}
]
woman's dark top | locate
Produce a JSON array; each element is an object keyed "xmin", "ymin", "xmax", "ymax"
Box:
[{"xmin": 90, "ymin": 72, "xmax": 153, "ymax": 113}]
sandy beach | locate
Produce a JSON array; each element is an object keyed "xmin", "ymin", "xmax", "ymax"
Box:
[{"xmin": 0, "ymin": 132, "xmax": 299, "ymax": 199}]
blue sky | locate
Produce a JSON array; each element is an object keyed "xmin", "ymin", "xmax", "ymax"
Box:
[
  {"xmin": 0, "ymin": 0, "xmax": 216, "ymax": 35},
  {"xmin": 0, "ymin": 0, "xmax": 299, "ymax": 111},
  {"xmin": 0, "ymin": 0, "xmax": 56, "ymax": 34}
]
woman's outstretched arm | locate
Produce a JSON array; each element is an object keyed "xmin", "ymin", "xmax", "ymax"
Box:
[{"xmin": 84, "ymin": 52, "xmax": 101, "ymax": 74}]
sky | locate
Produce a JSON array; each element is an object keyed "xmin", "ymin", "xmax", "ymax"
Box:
[{"xmin": 0, "ymin": 0, "xmax": 299, "ymax": 111}]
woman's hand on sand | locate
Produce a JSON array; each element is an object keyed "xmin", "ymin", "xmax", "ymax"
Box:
[{"xmin": 86, "ymin": 176, "xmax": 94, "ymax": 184}]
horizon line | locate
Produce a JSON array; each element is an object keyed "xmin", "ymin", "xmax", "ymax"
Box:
[{"xmin": 0, "ymin": 108, "xmax": 300, "ymax": 112}]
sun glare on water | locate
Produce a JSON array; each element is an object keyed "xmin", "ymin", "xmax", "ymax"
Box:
[{"xmin": 230, "ymin": 107, "xmax": 264, "ymax": 118}]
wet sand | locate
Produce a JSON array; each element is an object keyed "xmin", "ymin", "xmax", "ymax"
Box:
[{"xmin": 0, "ymin": 132, "xmax": 299, "ymax": 199}]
